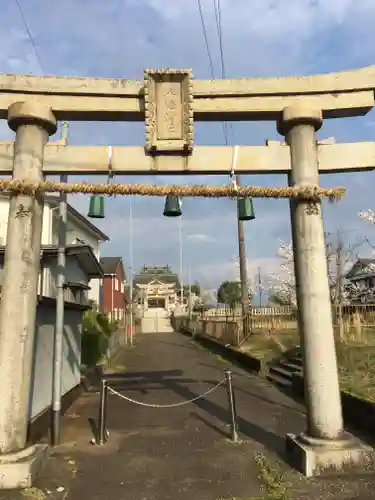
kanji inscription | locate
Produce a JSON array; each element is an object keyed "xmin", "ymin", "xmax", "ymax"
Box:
[
  {"xmin": 144, "ymin": 68, "xmax": 194, "ymax": 153},
  {"xmin": 156, "ymin": 82, "xmax": 182, "ymax": 140}
]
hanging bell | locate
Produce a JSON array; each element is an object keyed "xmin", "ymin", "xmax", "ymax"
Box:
[
  {"xmin": 163, "ymin": 195, "xmax": 182, "ymax": 217},
  {"xmin": 87, "ymin": 195, "xmax": 105, "ymax": 219},
  {"xmin": 238, "ymin": 198, "xmax": 255, "ymax": 221}
]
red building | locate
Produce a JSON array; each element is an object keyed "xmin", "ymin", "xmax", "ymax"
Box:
[{"xmin": 99, "ymin": 257, "xmax": 127, "ymax": 322}]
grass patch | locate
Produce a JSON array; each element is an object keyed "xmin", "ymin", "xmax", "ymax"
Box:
[
  {"xmin": 241, "ymin": 327, "xmax": 375, "ymax": 402},
  {"xmin": 336, "ymin": 339, "xmax": 375, "ymax": 402},
  {"xmin": 253, "ymin": 453, "xmax": 291, "ymax": 500},
  {"xmin": 241, "ymin": 330, "xmax": 299, "ymax": 361},
  {"xmin": 182, "ymin": 318, "xmax": 375, "ymax": 403},
  {"xmin": 217, "ymin": 454, "xmax": 293, "ymax": 499}
]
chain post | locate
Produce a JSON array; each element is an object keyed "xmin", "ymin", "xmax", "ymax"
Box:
[
  {"xmin": 225, "ymin": 370, "xmax": 238, "ymax": 442},
  {"xmin": 97, "ymin": 378, "xmax": 108, "ymax": 445}
]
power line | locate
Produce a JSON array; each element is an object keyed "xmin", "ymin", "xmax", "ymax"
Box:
[
  {"xmin": 213, "ymin": 0, "xmax": 225, "ymax": 79},
  {"xmin": 197, "ymin": 0, "xmax": 229, "ymax": 145},
  {"xmin": 13, "ymin": 0, "xmax": 44, "ymax": 72},
  {"xmin": 197, "ymin": 0, "xmax": 215, "ymax": 79},
  {"xmin": 212, "ymin": 0, "xmax": 230, "ymax": 145}
]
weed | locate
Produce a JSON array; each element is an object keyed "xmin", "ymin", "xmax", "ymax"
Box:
[{"xmin": 253, "ymin": 453, "xmax": 291, "ymax": 500}]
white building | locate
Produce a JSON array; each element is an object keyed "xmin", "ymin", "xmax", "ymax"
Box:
[
  {"xmin": 0, "ymin": 194, "xmax": 109, "ymax": 304},
  {"xmin": 0, "ymin": 243, "xmax": 103, "ymax": 432}
]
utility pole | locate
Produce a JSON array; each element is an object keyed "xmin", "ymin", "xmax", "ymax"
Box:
[
  {"xmin": 51, "ymin": 121, "xmax": 69, "ymax": 446},
  {"xmin": 236, "ymin": 176, "xmax": 249, "ymax": 317},
  {"xmin": 129, "ymin": 201, "xmax": 133, "ymax": 347},
  {"xmin": 258, "ymin": 267, "xmax": 263, "ymax": 308},
  {"xmin": 188, "ymin": 265, "xmax": 192, "ymax": 320},
  {"xmin": 179, "ymin": 213, "xmax": 184, "ymax": 311}
]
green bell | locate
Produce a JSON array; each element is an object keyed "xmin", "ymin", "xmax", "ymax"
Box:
[
  {"xmin": 163, "ymin": 195, "xmax": 182, "ymax": 217},
  {"xmin": 238, "ymin": 198, "xmax": 255, "ymax": 221},
  {"xmin": 87, "ymin": 195, "xmax": 105, "ymax": 219}
]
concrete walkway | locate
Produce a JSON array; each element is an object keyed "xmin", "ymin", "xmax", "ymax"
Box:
[{"xmin": 5, "ymin": 332, "xmax": 375, "ymax": 500}]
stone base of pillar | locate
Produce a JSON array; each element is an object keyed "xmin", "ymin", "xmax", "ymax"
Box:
[
  {"xmin": 286, "ymin": 432, "xmax": 374, "ymax": 478},
  {"xmin": 0, "ymin": 444, "xmax": 49, "ymax": 489}
]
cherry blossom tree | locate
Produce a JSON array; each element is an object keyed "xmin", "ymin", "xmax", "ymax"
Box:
[
  {"xmin": 359, "ymin": 209, "xmax": 375, "ymax": 226},
  {"xmin": 265, "ymin": 232, "xmax": 364, "ymax": 307},
  {"xmin": 233, "ymin": 255, "xmax": 255, "ymax": 303},
  {"xmin": 265, "ymin": 240, "xmax": 297, "ymax": 307}
]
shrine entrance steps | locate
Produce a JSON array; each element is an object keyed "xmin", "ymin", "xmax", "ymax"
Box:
[{"xmin": 140, "ymin": 307, "xmax": 174, "ymax": 333}]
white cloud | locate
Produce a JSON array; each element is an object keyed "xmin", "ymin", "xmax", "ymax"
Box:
[{"xmin": 186, "ymin": 233, "xmax": 216, "ymax": 243}]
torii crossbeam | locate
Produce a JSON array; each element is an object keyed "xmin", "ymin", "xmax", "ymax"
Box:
[
  {"xmin": 0, "ymin": 65, "xmax": 374, "ymax": 120},
  {"xmin": 0, "ymin": 140, "xmax": 374, "ymax": 175}
]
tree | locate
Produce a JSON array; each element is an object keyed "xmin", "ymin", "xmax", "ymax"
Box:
[
  {"xmin": 265, "ymin": 240, "xmax": 297, "ymax": 307},
  {"xmin": 217, "ymin": 280, "xmax": 242, "ymax": 309},
  {"xmin": 359, "ymin": 209, "xmax": 375, "ymax": 226},
  {"xmin": 183, "ymin": 282, "xmax": 204, "ymax": 311},
  {"xmin": 81, "ymin": 303, "xmax": 117, "ymax": 367},
  {"xmin": 183, "ymin": 282, "xmax": 201, "ymax": 296},
  {"xmin": 265, "ymin": 232, "xmax": 363, "ymax": 307},
  {"xmin": 326, "ymin": 229, "xmax": 364, "ymax": 305}
]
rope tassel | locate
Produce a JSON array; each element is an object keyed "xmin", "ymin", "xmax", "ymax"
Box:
[{"xmin": 0, "ymin": 179, "xmax": 345, "ymax": 202}]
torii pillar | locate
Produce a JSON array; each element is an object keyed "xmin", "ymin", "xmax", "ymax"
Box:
[
  {"xmin": 0, "ymin": 102, "xmax": 57, "ymax": 488},
  {"xmin": 278, "ymin": 104, "xmax": 374, "ymax": 476}
]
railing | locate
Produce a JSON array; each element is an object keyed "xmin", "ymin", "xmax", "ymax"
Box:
[
  {"xmin": 173, "ymin": 304, "xmax": 375, "ymax": 349},
  {"xmin": 204, "ymin": 307, "xmax": 242, "ymax": 317},
  {"xmin": 251, "ymin": 306, "xmax": 293, "ymax": 316},
  {"xmin": 204, "ymin": 305, "xmax": 293, "ymax": 318},
  {"xmin": 171, "ymin": 313, "xmax": 241, "ymax": 347},
  {"xmin": 332, "ymin": 303, "xmax": 375, "ymax": 343}
]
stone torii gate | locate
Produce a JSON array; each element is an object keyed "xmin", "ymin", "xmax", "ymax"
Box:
[{"xmin": 0, "ymin": 66, "xmax": 375, "ymax": 486}]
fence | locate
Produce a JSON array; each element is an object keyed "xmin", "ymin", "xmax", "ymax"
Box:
[
  {"xmin": 247, "ymin": 307, "xmax": 297, "ymax": 335},
  {"xmin": 204, "ymin": 307, "xmax": 241, "ymax": 318},
  {"xmin": 204, "ymin": 306, "xmax": 293, "ymax": 318},
  {"xmin": 201, "ymin": 319, "xmax": 241, "ymax": 345},
  {"xmin": 171, "ymin": 314, "xmax": 243, "ymax": 347},
  {"xmin": 173, "ymin": 304, "xmax": 375, "ymax": 349},
  {"xmin": 332, "ymin": 304, "xmax": 375, "ymax": 344}
]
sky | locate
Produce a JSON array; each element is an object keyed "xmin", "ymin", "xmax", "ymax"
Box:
[{"xmin": 2, "ymin": 0, "xmax": 375, "ymax": 298}]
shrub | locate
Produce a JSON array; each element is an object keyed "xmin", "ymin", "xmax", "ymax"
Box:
[{"xmin": 81, "ymin": 308, "xmax": 117, "ymax": 367}]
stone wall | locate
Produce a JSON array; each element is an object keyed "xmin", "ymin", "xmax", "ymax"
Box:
[{"xmin": 172, "ymin": 314, "xmax": 240, "ymax": 346}]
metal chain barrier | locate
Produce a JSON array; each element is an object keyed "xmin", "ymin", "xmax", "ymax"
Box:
[
  {"xmin": 91, "ymin": 370, "xmax": 239, "ymax": 445},
  {"xmin": 107, "ymin": 379, "xmax": 225, "ymax": 408}
]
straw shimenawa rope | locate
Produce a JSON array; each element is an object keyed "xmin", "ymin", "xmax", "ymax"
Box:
[{"xmin": 0, "ymin": 179, "xmax": 345, "ymax": 202}]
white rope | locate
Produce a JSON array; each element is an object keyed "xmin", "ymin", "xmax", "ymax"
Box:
[
  {"xmin": 108, "ymin": 146, "xmax": 114, "ymax": 183},
  {"xmin": 108, "ymin": 146, "xmax": 113, "ymax": 169},
  {"xmin": 230, "ymin": 145, "xmax": 239, "ymax": 193},
  {"xmin": 107, "ymin": 379, "xmax": 225, "ymax": 408}
]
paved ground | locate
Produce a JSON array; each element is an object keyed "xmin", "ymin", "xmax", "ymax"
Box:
[{"xmin": 3, "ymin": 332, "xmax": 375, "ymax": 500}]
